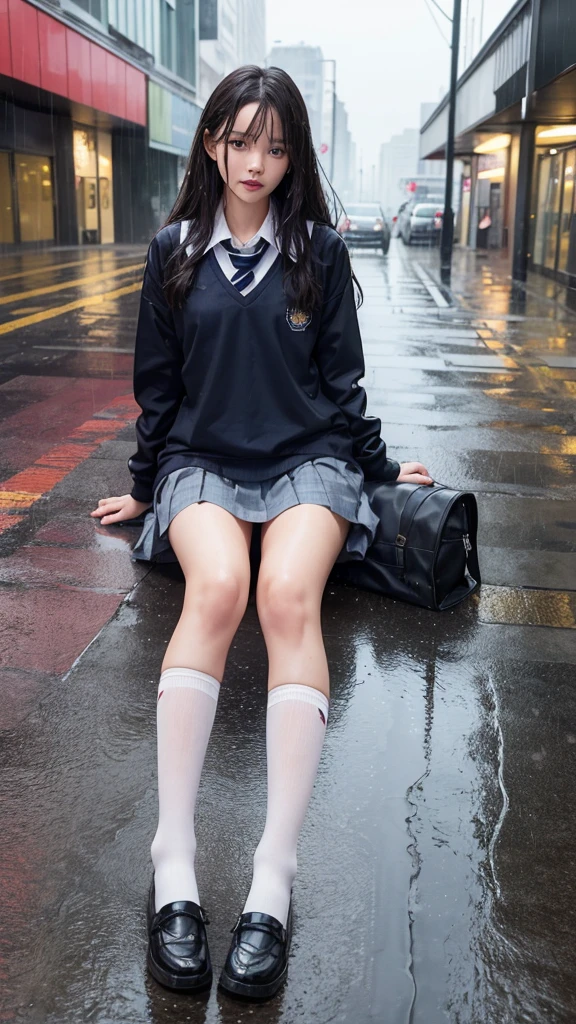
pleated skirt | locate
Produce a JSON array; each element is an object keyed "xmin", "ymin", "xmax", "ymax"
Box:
[{"xmin": 131, "ymin": 456, "xmax": 379, "ymax": 564}]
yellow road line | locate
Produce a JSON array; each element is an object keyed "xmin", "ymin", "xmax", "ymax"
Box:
[
  {"xmin": 0, "ymin": 263, "xmax": 143, "ymax": 305},
  {"xmin": 0, "ymin": 253, "xmax": 145, "ymax": 283},
  {"xmin": 0, "ymin": 282, "xmax": 142, "ymax": 335},
  {"xmin": 0, "ymin": 491, "xmax": 42, "ymax": 508}
]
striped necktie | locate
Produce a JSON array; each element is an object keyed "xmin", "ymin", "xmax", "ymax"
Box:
[{"xmin": 220, "ymin": 237, "xmax": 270, "ymax": 292}]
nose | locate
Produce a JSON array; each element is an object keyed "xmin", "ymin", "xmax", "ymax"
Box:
[{"xmin": 247, "ymin": 147, "xmax": 264, "ymax": 175}]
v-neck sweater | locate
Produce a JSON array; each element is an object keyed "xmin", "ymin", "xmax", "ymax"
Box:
[{"xmin": 128, "ymin": 220, "xmax": 400, "ymax": 504}]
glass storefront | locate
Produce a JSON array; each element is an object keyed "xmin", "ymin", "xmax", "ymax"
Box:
[
  {"xmin": 73, "ymin": 126, "xmax": 114, "ymax": 244},
  {"xmin": 528, "ymin": 132, "xmax": 573, "ymax": 284},
  {"xmin": 469, "ymin": 139, "xmax": 510, "ymax": 250},
  {"xmin": 0, "ymin": 151, "xmax": 55, "ymax": 244},
  {"xmin": 15, "ymin": 154, "xmax": 55, "ymax": 243},
  {"xmin": 0, "ymin": 152, "xmax": 14, "ymax": 244},
  {"xmin": 533, "ymin": 152, "xmax": 563, "ymax": 268},
  {"xmin": 558, "ymin": 157, "xmax": 575, "ymax": 273},
  {"xmin": 97, "ymin": 130, "xmax": 114, "ymax": 244}
]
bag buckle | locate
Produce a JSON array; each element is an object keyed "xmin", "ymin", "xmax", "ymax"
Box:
[
  {"xmin": 463, "ymin": 533, "xmax": 472, "ymax": 554},
  {"xmin": 396, "ymin": 534, "xmax": 406, "ymax": 547}
]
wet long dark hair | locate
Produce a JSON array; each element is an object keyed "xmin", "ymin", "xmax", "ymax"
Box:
[{"xmin": 162, "ymin": 65, "xmax": 361, "ymax": 314}]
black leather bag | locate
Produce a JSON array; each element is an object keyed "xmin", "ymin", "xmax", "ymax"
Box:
[{"xmin": 331, "ymin": 480, "xmax": 481, "ymax": 611}]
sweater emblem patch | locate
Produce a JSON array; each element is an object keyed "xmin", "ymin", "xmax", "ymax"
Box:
[{"xmin": 286, "ymin": 308, "xmax": 311, "ymax": 331}]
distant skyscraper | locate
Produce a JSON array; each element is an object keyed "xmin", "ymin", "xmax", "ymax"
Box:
[
  {"xmin": 333, "ymin": 98, "xmax": 354, "ymax": 201},
  {"xmin": 378, "ymin": 129, "xmax": 420, "ymax": 214},
  {"xmin": 378, "ymin": 111, "xmax": 446, "ymax": 215},
  {"xmin": 266, "ymin": 44, "xmax": 324, "ymax": 153},
  {"xmin": 237, "ymin": 0, "xmax": 266, "ymax": 66}
]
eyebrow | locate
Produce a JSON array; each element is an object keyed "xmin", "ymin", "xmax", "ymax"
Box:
[{"xmin": 229, "ymin": 130, "xmax": 285, "ymax": 144}]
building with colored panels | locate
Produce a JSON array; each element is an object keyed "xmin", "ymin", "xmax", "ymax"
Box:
[{"xmin": 0, "ymin": 0, "xmax": 203, "ymax": 247}]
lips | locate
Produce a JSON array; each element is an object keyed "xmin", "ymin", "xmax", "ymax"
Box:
[{"xmin": 241, "ymin": 180, "xmax": 263, "ymax": 189}]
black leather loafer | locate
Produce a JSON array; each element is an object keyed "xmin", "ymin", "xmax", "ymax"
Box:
[
  {"xmin": 218, "ymin": 902, "xmax": 293, "ymax": 1000},
  {"xmin": 146, "ymin": 878, "xmax": 212, "ymax": 992}
]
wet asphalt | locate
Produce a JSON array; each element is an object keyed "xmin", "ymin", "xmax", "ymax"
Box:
[{"xmin": 0, "ymin": 240, "xmax": 575, "ymax": 1024}]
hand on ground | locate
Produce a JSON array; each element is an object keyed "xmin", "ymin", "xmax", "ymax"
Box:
[
  {"xmin": 397, "ymin": 462, "xmax": 433, "ymax": 485},
  {"xmin": 90, "ymin": 494, "xmax": 151, "ymax": 525}
]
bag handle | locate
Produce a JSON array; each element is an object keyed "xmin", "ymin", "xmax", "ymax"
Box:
[{"xmin": 395, "ymin": 485, "xmax": 439, "ymax": 575}]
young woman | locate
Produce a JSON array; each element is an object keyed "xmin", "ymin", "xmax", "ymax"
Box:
[{"xmin": 91, "ymin": 65, "xmax": 432, "ymax": 1001}]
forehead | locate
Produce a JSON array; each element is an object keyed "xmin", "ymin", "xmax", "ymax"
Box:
[{"xmin": 230, "ymin": 103, "xmax": 283, "ymax": 139}]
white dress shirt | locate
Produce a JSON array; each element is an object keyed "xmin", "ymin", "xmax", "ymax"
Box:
[{"xmin": 180, "ymin": 198, "xmax": 314, "ymax": 295}]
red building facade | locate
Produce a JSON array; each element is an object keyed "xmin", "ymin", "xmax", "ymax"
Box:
[{"xmin": 0, "ymin": 0, "xmax": 148, "ymax": 246}]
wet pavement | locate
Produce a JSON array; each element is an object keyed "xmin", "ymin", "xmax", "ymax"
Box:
[{"xmin": 1, "ymin": 239, "xmax": 576, "ymax": 1023}]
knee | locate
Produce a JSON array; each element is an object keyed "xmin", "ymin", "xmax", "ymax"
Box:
[
  {"xmin": 257, "ymin": 573, "xmax": 316, "ymax": 638},
  {"xmin": 183, "ymin": 571, "xmax": 247, "ymax": 634}
]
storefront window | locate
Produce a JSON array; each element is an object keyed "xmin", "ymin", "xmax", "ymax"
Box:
[
  {"xmin": 533, "ymin": 153, "xmax": 563, "ymax": 270},
  {"xmin": 97, "ymin": 130, "xmax": 114, "ymax": 244},
  {"xmin": 73, "ymin": 126, "xmax": 114, "ymax": 244},
  {"xmin": 74, "ymin": 127, "xmax": 99, "ymax": 244},
  {"xmin": 558, "ymin": 151, "xmax": 575, "ymax": 274},
  {"xmin": 15, "ymin": 154, "xmax": 55, "ymax": 243},
  {"xmin": 0, "ymin": 152, "xmax": 14, "ymax": 244}
]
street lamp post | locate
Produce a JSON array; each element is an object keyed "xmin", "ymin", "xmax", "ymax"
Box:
[
  {"xmin": 318, "ymin": 58, "xmax": 336, "ymax": 182},
  {"xmin": 440, "ymin": 0, "xmax": 463, "ymax": 284}
]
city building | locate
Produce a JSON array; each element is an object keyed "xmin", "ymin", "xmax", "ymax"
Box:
[
  {"xmin": 333, "ymin": 98, "xmax": 354, "ymax": 202},
  {"xmin": 198, "ymin": 0, "xmax": 266, "ymax": 105},
  {"xmin": 266, "ymin": 43, "xmax": 353, "ymax": 197},
  {"xmin": 237, "ymin": 0, "xmax": 266, "ymax": 67},
  {"xmin": 420, "ymin": 0, "xmax": 576, "ymax": 295},
  {"xmin": 266, "ymin": 44, "xmax": 324, "ymax": 151},
  {"xmin": 379, "ymin": 111, "xmax": 447, "ymax": 218},
  {"xmin": 378, "ymin": 129, "xmax": 420, "ymax": 216},
  {"xmin": 0, "ymin": 0, "xmax": 204, "ymax": 248}
]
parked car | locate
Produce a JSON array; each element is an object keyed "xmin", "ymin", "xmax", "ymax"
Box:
[
  {"xmin": 397, "ymin": 201, "xmax": 444, "ymax": 246},
  {"xmin": 392, "ymin": 198, "xmax": 414, "ymax": 237},
  {"xmin": 337, "ymin": 202, "xmax": 390, "ymax": 254}
]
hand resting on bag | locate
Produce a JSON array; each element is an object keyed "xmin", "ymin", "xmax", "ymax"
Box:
[{"xmin": 397, "ymin": 462, "xmax": 433, "ymax": 486}]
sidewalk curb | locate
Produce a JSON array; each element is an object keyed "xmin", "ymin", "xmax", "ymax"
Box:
[
  {"xmin": 421, "ymin": 258, "xmax": 576, "ymax": 321},
  {"xmin": 412, "ymin": 262, "xmax": 453, "ymax": 308}
]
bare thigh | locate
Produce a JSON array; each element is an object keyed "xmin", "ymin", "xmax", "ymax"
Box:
[
  {"xmin": 162, "ymin": 502, "xmax": 253, "ymax": 678},
  {"xmin": 255, "ymin": 504, "xmax": 350, "ymax": 695}
]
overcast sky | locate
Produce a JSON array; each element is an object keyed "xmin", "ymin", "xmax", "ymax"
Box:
[{"xmin": 266, "ymin": 0, "xmax": 508, "ymax": 170}]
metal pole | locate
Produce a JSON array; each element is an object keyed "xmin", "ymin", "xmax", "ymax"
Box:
[
  {"xmin": 440, "ymin": 0, "xmax": 462, "ymax": 284},
  {"xmin": 511, "ymin": 0, "xmax": 541, "ymax": 283}
]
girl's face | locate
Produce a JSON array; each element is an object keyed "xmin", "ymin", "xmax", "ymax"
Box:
[{"xmin": 204, "ymin": 103, "xmax": 290, "ymax": 204}]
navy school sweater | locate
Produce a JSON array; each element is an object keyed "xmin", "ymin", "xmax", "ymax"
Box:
[{"xmin": 128, "ymin": 220, "xmax": 400, "ymax": 504}]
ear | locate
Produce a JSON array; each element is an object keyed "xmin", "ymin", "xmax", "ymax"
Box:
[{"xmin": 203, "ymin": 128, "xmax": 218, "ymax": 161}]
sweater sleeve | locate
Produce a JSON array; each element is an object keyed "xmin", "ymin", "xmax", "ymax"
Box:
[
  {"xmin": 314, "ymin": 235, "xmax": 400, "ymax": 482},
  {"xmin": 127, "ymin": 233, "xmax": 185, "ymax": 504}
]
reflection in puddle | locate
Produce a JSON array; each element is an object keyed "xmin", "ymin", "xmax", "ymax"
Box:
[{"xmin": 476, "ymin": 585, "xmax": 576, "ymax": 628}]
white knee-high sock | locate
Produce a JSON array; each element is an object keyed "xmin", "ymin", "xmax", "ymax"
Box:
[
  {"xmin": 150, "ymin": 667, "xmax": 220, "ymax": 912},
  {"xmin": 242, "ymin": 683, "xmax": 330, "ymax": 927}
]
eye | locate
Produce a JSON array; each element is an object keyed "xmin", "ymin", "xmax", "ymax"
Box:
[
  {"xmin": 229, "ymin": 139, "xmax": 245, "ymax": 149},
  {"xmin": 270, "ymin": 148, "xmax": 285, "ymax": 157}
]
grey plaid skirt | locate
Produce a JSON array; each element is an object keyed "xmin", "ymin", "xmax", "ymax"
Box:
[{"xmin": 131, "ymin": 456, "xmax": 379, "ymax": 564}]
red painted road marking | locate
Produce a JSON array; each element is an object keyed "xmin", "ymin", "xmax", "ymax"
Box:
[
  {"xmin": 0, "ymin": 393, "xmax": 139, "ymax": 534},
  {"xmin": 0, "ymin": 514, "xmax": 25, "ymax": 530},
  {"xmin": 0, "ymin": 376, "xmax": 135, "ymax": 465}
]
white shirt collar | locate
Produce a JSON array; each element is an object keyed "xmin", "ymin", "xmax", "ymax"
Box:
[
  {"xmin": 204, "ymin": 196, "xmax": 280, "ymax": 254},
  {"xmin": 181, "ymin": 197, "xmax": 313, "ymax": 260}
]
